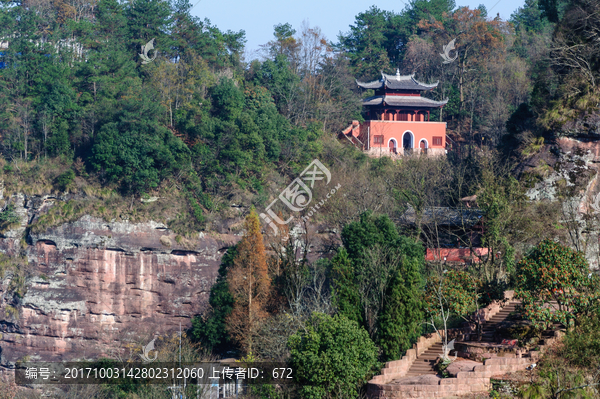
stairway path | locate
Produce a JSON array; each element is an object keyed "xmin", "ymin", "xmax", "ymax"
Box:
[
  {"xmin": 404, "ymin": 300, "xmax": 520, "ymax": 377},
  {"xmin": 481, "ymin": 300, "xmax": 519, "ymax": 342},
  {"xmin": 405, "ymin": 342, "xmax": 442, "ymax": 376}
]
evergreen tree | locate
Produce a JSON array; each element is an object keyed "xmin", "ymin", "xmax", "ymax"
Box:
[
  {"xmin": 378, "ymin": 243, "xmax": 424, "ymax": 361},
  {"xmin": 330, "ymin": 248, "xmax": 362, "ymax": 324},
  {"xmin": 190, "ymin": 247, "xmax": 236, "ymax": 353},
  {"xmin": 90, "ymin": 80, "xmax": 190, "ymax": 193},
  {"xmin": 126, "ymin": 0, "xmax": 172, "ymax": 60},
  {"xmin": 332, "ymin": 212, "xmax": 425, "ymax": 359},
  {"xmin": 341, "ymin": 211, "xmax": 399, "ymax": 259},
  {"xmin": 226, "ymin": 209, "xmax": 271, "ymax": 354}
]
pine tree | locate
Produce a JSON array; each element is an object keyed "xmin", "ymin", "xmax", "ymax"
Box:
[{"xmin": 226, "ymin": 209, "xmax": 271, "ymax": 354}]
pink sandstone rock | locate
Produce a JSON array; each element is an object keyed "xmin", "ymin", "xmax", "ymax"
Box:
[
  {"xmin": 0, "ymin": 210, "xmax": 240, "ymax": 365},
  {"xmin": 446, "ymin": 359, "xmax": 481, "ymax": 377}
]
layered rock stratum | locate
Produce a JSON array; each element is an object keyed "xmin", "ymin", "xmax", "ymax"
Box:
[{"xmin": 0, "ymin": 195, "xmax": 238, "ymax": 366}]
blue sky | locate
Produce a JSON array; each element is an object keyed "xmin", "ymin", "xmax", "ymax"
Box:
[{"xmin": 190, "ymin": 0, "xmax": 526, "ymax": 57}]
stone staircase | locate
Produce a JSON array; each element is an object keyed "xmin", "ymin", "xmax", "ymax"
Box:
[
  {"xmin": 481, "ymin": 300, "xmax": 519, "ymax": 342},
  {"xmin": 402, "ymin": 300, "xmax": 520, "ymax": 377},
  {"xmin": 368, "ymin": 356, "xmax": 535, "ymax": 398},
  {"xmin": 368, "ymin": 293, "xmax": 530, "ymax": 398},
  {"xmin": 405, "ymin": 341, "xmax": 442, "ymax": 376}
]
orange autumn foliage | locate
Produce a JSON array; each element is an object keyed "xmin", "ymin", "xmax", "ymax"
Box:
[{"xmin": 226, "ymin": 209, "xmax": 271, "ymax": 354}]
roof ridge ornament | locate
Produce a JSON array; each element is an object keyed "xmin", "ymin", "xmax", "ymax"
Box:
[{"xmin": 357, "ymin": 72, "xmax": 440, "ymax": 91}]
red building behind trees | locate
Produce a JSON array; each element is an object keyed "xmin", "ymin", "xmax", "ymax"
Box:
[{"xmin": 340, "ymin": 70, "xmax": 448, "ymax": 157}]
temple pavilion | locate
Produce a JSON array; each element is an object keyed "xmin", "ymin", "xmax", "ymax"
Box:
[{"xmin": 340, "ymin": 70, "xmax": 448, "ymax": 157}]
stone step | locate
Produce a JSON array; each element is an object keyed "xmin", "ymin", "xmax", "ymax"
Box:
[
  {"xmin": 409, "ymin": 364, "xmax": 436, "ymax": 369},
  {"xmin": 408, "ymin": 370, "xmax": 436, "ymax": 374},
  {"xmin": 421, "ymin": 350, "xmax": 442, "ymax": 355},
  {"xmin": 405, "ymin": 372, "xmax": 438, "ymax": 376},
  {"xmin": 489, "ymin": 314, "xmax": 512, "ymax": 319},
  {"xmin": 409, "ymin": 365, "xmax": 439, "ymax": 370},
  {"xmin": 419, "ymin": 354, "xmax": 440, "ymax": 358}
]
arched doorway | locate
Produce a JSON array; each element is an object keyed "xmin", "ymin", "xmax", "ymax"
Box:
[
  {"xmin": 388, "ymin": 139, "xmax": 397, "ymax": 154},
  {"xmin": 402, "ymin": 132, "xmax": 414, "ymax": 149}
]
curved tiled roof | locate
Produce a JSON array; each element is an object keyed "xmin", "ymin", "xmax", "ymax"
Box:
[
  {"xmin": 356, "ymin": 70, "xmax": 440, "ymax": 91},
  {"xmin": 362, "ymin": 95, "xmax": 448, "ymax": 108}
]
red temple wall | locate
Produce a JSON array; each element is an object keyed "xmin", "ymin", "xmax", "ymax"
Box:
[{"xmin": 359, "ymin": 120, "xmax": 447, "ymax": 157}]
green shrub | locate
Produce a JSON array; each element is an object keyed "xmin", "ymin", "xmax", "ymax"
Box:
[
  {"xmin": 55, "ymin": 169, "xmax": 75, "ymax": 192},
  {"xmin": 0, "ymin": 204, "xmax": 20, "ymax": 231},
  {"xmin": 436, "ymin": 358, "xmax": 452, "ymax": 378},
  {"xmin": 288, "ymin": 313, "xmax": 380, "ymax": 399}
]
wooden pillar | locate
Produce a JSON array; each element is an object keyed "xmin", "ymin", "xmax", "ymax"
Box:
[{"xmin": 427, "ymin": 111, "xmax": 430, "ymax": 121}]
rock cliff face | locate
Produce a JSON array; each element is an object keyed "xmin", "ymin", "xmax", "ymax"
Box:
[
  {"xmin": 523, "ymin": 136, "xmax": 600, "ymax": 268},
  {"xmin": 0, "ymin": 195, "xmax": 238, "ymax": 366}
]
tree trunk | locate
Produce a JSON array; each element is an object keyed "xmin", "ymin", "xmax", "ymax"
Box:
[{"xmin": 248, "ymin": 266, "xmax": 253, "ymax": 354}]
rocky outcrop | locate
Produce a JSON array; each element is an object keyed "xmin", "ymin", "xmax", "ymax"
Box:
[
  {"xmin": 0, "ymin": 196, "xmax": 239, "ymax": 366},
  {"xmin": 522, "ymin": 137, "xmax": 600, "ymax": 268}
]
